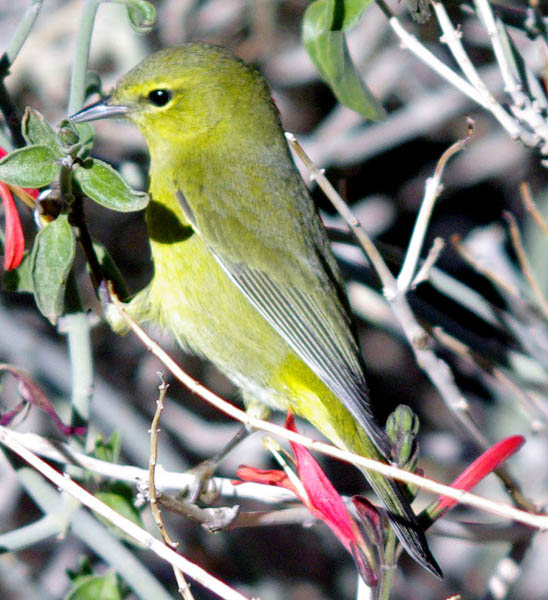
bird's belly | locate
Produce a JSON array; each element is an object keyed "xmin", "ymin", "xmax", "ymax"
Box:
[
  {"xmin": 148, "ymin": 235, "xmax": 370, "ymax": 454},
  {"xmin": 148, "ymin": 235, "xmax": 295, "ymax": 409}
]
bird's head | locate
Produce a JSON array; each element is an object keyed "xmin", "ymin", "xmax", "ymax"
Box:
[{"xmin": 70, "ymin": 43, "xmax": 279, "ymax": 154}]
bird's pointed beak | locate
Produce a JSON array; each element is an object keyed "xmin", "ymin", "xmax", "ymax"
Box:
[{"xmin": 69, "ymin": 96, "xmax": 130, "ymax": 123}]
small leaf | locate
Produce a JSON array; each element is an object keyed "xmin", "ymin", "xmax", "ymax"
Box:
[
  {"xmin": 73, "ymin": 160, "xmax": 149, "ymax": 212},
  {"xmin": 22, "ymin": 108, "xmax": 63, "ymax": 157},
  {"xmin": 95, "ymin": 482, "xmax": 144, "ymax": 544},
  {"xmin": 3, "ymin": 251, "xmax": 33, "ymax": 293},
  {"xmin": 124, "ymin": 0, "xmax": 156, "ymax": 33},
  {"xmin": 96, "ymin": 487, "xmax": 143, "ymax": 529},
  {"xmin": 334, "ymin": 0, "xmax": 372, "ymax": 30},
  {"xmin": 74, "ymin": 123, "xmax": 95, "ymax": 158},
  {"xmin": 58, "ymin": 120, "xmax": 95, "ymax": 159},
  {"xmin": 0, "ymin": 145, "xmax": 60, "ymax": 188},
  {"xmin": 303, "ymin": 0, "xmax": 384, "ymax": 120},
  {"xmin": 30, "ymin": 214, "xmax": 75, "ymax": 324},
  {"xmin": 65, "ymin": 571, "xmax": 122, "ymax": 600},
  {"xmin": 93, "ymin": 431, "xmax": 122, "ymax": 464}
]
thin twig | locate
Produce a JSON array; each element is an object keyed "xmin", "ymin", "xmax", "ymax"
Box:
[
  {"xmin": 520, "ymin": 181, "xmax": 548, "ymax": 238},
  {"xmin": 398, "ymin": 124, "xmax": 472, "ymax": 292},
  {"xmin": 0, "ymin": 426, "xmax": 249, "ymax": 600},
  {"xmin": 157, "ymin": 495, "xmax": 240, "ymax": 531},
  {"xmin": 70, "ymin": 191, "xmax": 105, "ymax": 293},
  {"xmin": 149, "ymin": 374, "xmax": 194, "ymax": 600},
  {"xmin": 285, "ymin": 133, "xmax": 396, "ymax": 291},
  {"xmin": 107, "ymin": 294, "xmax": 548, "ymax": 532},
  {"xmin": 433, "ymin": 326, "xmax": 548, "ymax": 428},
  {"xmin": 432, "ymin": 0, "xmax": 519, "ymax": 138},
  {"xmin": 6, "ymin": 0, "xmax": 43, "ymax": 65},
  {"xmin": 374, "ymin": 0, "xmax": 488, "ymax": 107},
  {"xmin": 474, "ymin": 0, "xmax": 522, "ymax": 99},
  {"xmin": 504, "ymin": 211, "xmax": 548, "ymax": 321},
  {"xmin": 1, "ymin": 428, "xmax": 297, "ymax": 505},
  {"xmin": 288, "ymin": 133, "xmax": 498, "ymax": 466},
  {"xmin": 68, "ymin": 0, "xmax": 99, "ymax": 114},
  {"xmin": 451, "ymin": 234, "xmax": 522, "ymax": 298},
  {"xmin": 411, "ymin": 238, "xmax": 446, "ymax": 289}
]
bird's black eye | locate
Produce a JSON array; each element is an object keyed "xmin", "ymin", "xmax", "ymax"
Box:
[{"xmin": 147, "ymin": 89, "xmax": 172, "ymax": 107}]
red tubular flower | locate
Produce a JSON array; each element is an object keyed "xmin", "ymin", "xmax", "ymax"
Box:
[
  {"xmin": 0, "ymin": 183, "xmax": 25, "ymax": 270},
  {"xmin": 431, "ymin": 435, "xmax": 525, "ymax": 518},
  {"xmin": 0, "ymin": 147, "xmax": 39, "ymax": 270},
  {"xmin": 236, "ymin": 413, "xmax": 380, "ymax": 587}
]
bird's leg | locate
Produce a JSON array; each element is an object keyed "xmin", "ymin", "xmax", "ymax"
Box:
[
  {"xmin": 185, "ymin": 423, "xmax": 251, "ymax": 503},
  {"xmin": 185, "ymin": 399, "xmax": 270, "ymax": 504}
]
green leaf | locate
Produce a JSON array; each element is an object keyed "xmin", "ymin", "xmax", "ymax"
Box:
[
  {"xmin": 57, "ymin": 119, "xmax": 95, "ymax": 159},
  {"xmin": 73, "ymin": 160, "xmax": 149, "ymax": 212},
  {"xmin": 95, "ymin": 482, "xmax": 144, "ymax": 545},
  {"xmin": 303, "ymin": 0, "xmax": 384, "ymax": 120},
  {"xmin": 93, "ymin": 431, "xmax": 122, "ymax": 464},
  {"xmin": 65, "ymin": 571, "xmax": 122, "ymax": 600},
  {"xmin": 96, "ymin": 486, "xmax": 143, "ymax": 529},
  {"xmin": 67, "ymin": 556, "xmax": 93, "ymax": 582},
  {"xmin": 30, "ymin": 214, "xmax": 75, "ymax": 324},
  {"xmin": 334, "ymin": 0, "xmax": 372, "ymax": 30},
  {"xmin": 74, "ymin": 123, "xmax": 95, "ymax": 158},
  {"xmin": 123, "ymin": 0, "xmax": 156, "ymax": 33},
  {"xmin": 2, "ymin": 251, "xmax": 33, "ymax": 293},
  {"xmin": 0, "ymin": 145, "xmax": 60, "ymax": 188},
  {"xmin": 22, "ymin": 108, "xmax": 63, "ymax": 157}
]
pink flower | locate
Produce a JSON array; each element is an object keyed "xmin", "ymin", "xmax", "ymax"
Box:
[{"xmin": 236, "ymin": 414, "xmax": 379, "ymax": 586}]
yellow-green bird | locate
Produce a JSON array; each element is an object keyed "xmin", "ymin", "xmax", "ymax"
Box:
[{"xmin": 71, "ymin": 43, "xmax": 441, "ymax": 578}]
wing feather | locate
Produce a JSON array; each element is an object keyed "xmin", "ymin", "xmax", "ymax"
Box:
[{"xmin": 176, "ymin": 169, "xmax": 392, "ymax": 456}]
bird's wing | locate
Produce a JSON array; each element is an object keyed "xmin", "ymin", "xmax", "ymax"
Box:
[{"xmin": 175, "ymin": 167, "xmax": 391, "ymax": 457}]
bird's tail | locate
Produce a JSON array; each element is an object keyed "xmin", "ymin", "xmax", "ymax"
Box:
[{"xmin": 360, "ymin": 466, "xmax": 442, "ymax": 579}]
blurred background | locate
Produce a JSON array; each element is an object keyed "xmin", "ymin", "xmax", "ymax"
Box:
[{"xmin": 1, "ymin": 0, "xmax": 548, "ymax": 598}]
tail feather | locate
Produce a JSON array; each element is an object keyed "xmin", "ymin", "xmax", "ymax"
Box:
[{"xmin": 363, "ymin": 468, "xmax": 442, "ymax": 579}]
